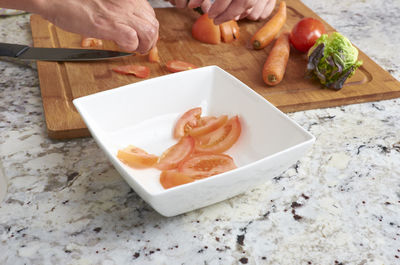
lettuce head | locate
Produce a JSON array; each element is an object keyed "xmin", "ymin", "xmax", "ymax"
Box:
[{"xmin": 306, "ymin": 32, "xmax": 362, "ymax": 90}]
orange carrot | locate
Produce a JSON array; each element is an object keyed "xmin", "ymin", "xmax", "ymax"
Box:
[
  {"xmin": 262, "ymin": 32, "xmax": 290, "ymax": 86},
  {"xmin": 251, "ymin": 1, "xmax": 287, "ymax": 50}
]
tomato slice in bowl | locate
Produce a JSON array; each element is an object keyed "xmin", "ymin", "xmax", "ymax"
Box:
[
  {"xmin": 195, "ymin": 115, "xmax": 241, "ymax": 153},
  {"xmin": 188, "ymin": 115, "xmax": 228, "ymax": 137},
  {"xmin": 166, "ymin": 60, "xmax": 198, "ymax": 73},
  {"xmin": 117, "ymin": 145, "xmax": 158, "ymax": 169},
  {"xmin": 179, "ymin": 153, "xmax": 237, "ymax": 178},
  {"xmin": 173, "ymin": 107, "xmax": 202, "ymax": 139},
  {"xmin": 159, "ymin": 170, "xmax": 195, "ymax": 189},
  {"xmin": 156, "ymin": 136, "xmax": 195, "ymax": 170},
  {"xmin": 112, "ymin": 65, "xmax": 150, "ymax": 78}
]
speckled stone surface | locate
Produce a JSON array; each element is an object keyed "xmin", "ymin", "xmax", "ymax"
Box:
[{"xmin": 1, "ymin": 1, "xmax": 400, "ymax": 264}]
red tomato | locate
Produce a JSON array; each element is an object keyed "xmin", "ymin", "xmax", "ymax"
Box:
[
  {"xmin": 195, "ymin": 115, "xmax": 241, "ymax": 153},
  {"xmin": 148, "ymin": 45, "xmax": 160, "ymax": 63},
  {"xmin": 219, "ymin": 20, "xmax": 240, "ymax": 43},
  {"xmin": 156, "ymin": 136, "xmax": 195, "ymax": 170},
  {"xmin": 166, "ymin": 60, "xmax": 198, "ymax": 73},
  {"xmin": 159, "ymin": 170, "xmax": 195, "ymax": 189},
  {"xmin": 188, "ymin": 115, "xmax": 228, "ymax": 137},
  {"xmin": 289, "ymin": 17, "xmax": 326, "ymax": 53},
  {"xmin": 179, "ymin": 153, "xmax": 237, "ymax": 177},
  {"xmin": 81, "ymin": 37, "xmax": 103, "ymax": 48},
  {"xmin": 173, "ymin": 107, "xmax": 202, "ymax": 139},
  {"xmin": 117, "ymin": 145, "xmax": 158, "ymax": 169},
  {"xmin": 192, "ymin": 13, "xmax": 221, "ymax": 44},
  {"xmin": 112, "ymin": 65, "xmax": 150, "ymax": 78}
]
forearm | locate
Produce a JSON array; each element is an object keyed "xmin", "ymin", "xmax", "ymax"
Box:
[{"xmin": 0, "ymin": 0, "xmax": 45, "ymax": 14}]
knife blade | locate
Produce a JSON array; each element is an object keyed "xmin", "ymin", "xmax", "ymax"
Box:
[{"xmin": 0, "ymin": 42, "xmax": 133, "ymax": 62}]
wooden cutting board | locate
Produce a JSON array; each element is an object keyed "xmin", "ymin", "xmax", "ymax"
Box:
[{"xmin": 30, "ymin": 0, "xmax": 400, "ymax": 139}]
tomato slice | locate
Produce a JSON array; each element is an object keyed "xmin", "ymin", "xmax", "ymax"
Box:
[
  {"xmin": 159, "ymin": 170, "xmax": 195, "ymax": 189},
  {"xmin": 195, "ymin": 115, "xmax": 241, "ymax": 153},
  {"xmin": 192, "ymin": 13, "xmax": 221, "ymax": 44},
  {"xmin": 156, "ymin": 136, "xmax": 195, "ymax": 170},
  {"xmin": 81, "ymin": 37, "xmax": 103, "ymax": 48},
  {"xmin": 112, "ymin": 65, "xmax": 150, "ymax": 78},
  {"xmin": 117, "ymin": 145, "xmax": 158, "ymax": 169},
  {"xmin": 189, "ymin": 115, "xmax": 228, "ymax": 137},
  {"xmin": 166, "ymin": 60, "xmax": 198, "ymax": 73},
  {"xmin": 148, "ymin": 45, "xmax": 160, "ymax": 63},
  {"xmin": 173, "ymin": 107, "xmax": 202, "ymax": 139},
  {"xmin": 219, "ymin": 20, "xmax": 240, "ymax": 43},
  {"xmin": 179, "ymin": 153, "xmax": 237, "ymax": 177}
]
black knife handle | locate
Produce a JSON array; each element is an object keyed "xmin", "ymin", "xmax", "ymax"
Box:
[{"xmin": 0, "ymin": 43, "xmax": 30, "ymax": 57}]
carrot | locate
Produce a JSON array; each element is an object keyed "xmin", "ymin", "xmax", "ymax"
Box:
[
  {"xmin": 262, "ymin": 32, "xmax": 290, "ymax": 86},
  {"xmin": 251, "ymin": 1, "xmax": 287, "ymax": 50}
]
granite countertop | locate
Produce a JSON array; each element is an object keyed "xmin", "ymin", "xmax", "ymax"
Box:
[{"xmin": 1, "ymin": 0, "xmax": 400, "ymax": 264}]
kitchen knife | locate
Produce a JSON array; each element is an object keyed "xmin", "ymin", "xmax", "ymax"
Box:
[{"xmin": 0, "ymin": 42, "xmax": 132, "ymax": 62}]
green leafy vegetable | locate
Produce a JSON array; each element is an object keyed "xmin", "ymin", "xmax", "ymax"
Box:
[{"xmin": 306, "ymin": 32, "xmax": 362, "ymax": 90}]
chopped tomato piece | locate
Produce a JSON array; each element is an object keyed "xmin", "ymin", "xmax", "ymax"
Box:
[
  {"xmin": 112, "ymin": 65, "xmax": 150, "ymax": 78},
  {"xmin": 159, "ymin": 170, "xmax": 195, "ymax": 189},
  {"xmin": 156, "ymin": 136, "xmax": 195, "ymax": 170},
  {"xmin": 179, "ymin": 153, "xmax": 237, "ymax": 177},
  {"xmin": 192, "ymin": 13, "xmax": 221, "ymax": 44},
  {"xmin": 195, "ymin": 115, "xmax": 241, "ymax": 153},
  {"xmin": 219, "ymin": 20, "xmax": 240, "ymax": 43},
  {"xmin": 189, "ymin": 115, "xmax": 228, "ymax": 137},
  {"xmin": 148, "ymin": 45, "xmax": 160, "ymax": 63},
  {"xmin": 117, "ymin": 145, "xmax": 158, "ymax": 169},
  {"xmin": 173, "ymin": 107, "xmax": 202, "ymax": 139},
  {"xmin": 81, "ymin": 37, "xmax": 103, "ymax": 48},
  {"xmin": 166, "ymin": 60, "xmax": 198, "ymax": 73}
]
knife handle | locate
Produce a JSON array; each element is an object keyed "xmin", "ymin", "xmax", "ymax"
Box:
[{"xmin": 0, "ymin": 43, "xmax": 30, "ymax": 57}]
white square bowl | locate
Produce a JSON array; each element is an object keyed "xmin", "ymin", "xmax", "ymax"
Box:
[{"xmin": 73, "ymin": 66, "xmax": 315, "ymax": 217}]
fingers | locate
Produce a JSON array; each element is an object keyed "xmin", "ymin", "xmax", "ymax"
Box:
[
  {"xmin": 187, "ymin": 0, "xmax": 204, "ymax": 8},
  {"xmin": 112, "ymin": 24, "xmax": 139, "ymax": 52},
  {"xmin": 260, "ymin": 0, "xmax": 276, "ymax": 20},
  {"xmin": 208, "ymin": 0, "xmax": 232, "ymax": 20},
  {"xmin": 212, "ymin": 0, "xmax": 257, "ymax": 25},
  {"xmin": 246, "ymin": 0, "xmax": 268, "ymax": 20},
  {"xmin": 174, "ymin": 0, "xmax": 188, "ymax": 8},
  {"xmin": 200, "ymin": 0, "xmax": 212, "ymax": 13}
]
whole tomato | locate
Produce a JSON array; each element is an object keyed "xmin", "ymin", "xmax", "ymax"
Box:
[{"xmin": 290, "ymin": 18, "xmax": 326, "ymax": 53}]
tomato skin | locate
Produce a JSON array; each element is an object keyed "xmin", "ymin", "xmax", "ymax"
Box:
[
  {"xmin": 173, "ymin": 107, "xmax": 202, "ymax": 139},
  {"xmin": 195, "ymin": 115, "xmax": 241, "ymax": 154},
  {"xmin": 156, "ymin": 136, "xmax": 195, "ymax": 170},
  {"xmin": 117, "ymin": 145, "xmax": 158, "ymax": 169},
  {"xmin": 289, "ymin": 17, "xmax": 326, "ymax": 53},
  {"xmin": 166, "ymin": 60, "xmax": 198, "ymax": 73},
  {"xmin": 192, "ymin": 13, "xmax": 221, "ymax": 44},
  {"xmin": 179, "ymin": 153, "xmax": 237, "ymax": 177},
  {"xmin": 112, "ymin": 65, "xmax": 150, "ymax": 78},
  {"xmin": 160, "ymin": 170, "xmax": 195, "ymax": 189}
]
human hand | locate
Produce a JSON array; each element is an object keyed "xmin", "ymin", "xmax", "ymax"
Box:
[
  {"xmin": 37, "ymin": 0, "xmax": 159, "ymax": 53},
  {"xmin": 208, "ymin": 0, "xmax": 277, "ymax": 24},
  {"xmin": 165, "ymin": 0, "xmax": 212, "ymax": 13}
]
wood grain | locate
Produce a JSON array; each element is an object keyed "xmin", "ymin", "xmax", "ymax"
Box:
[{"xmin": 30, "ymin": 0, "xmax": 400, "ymax": 139}]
